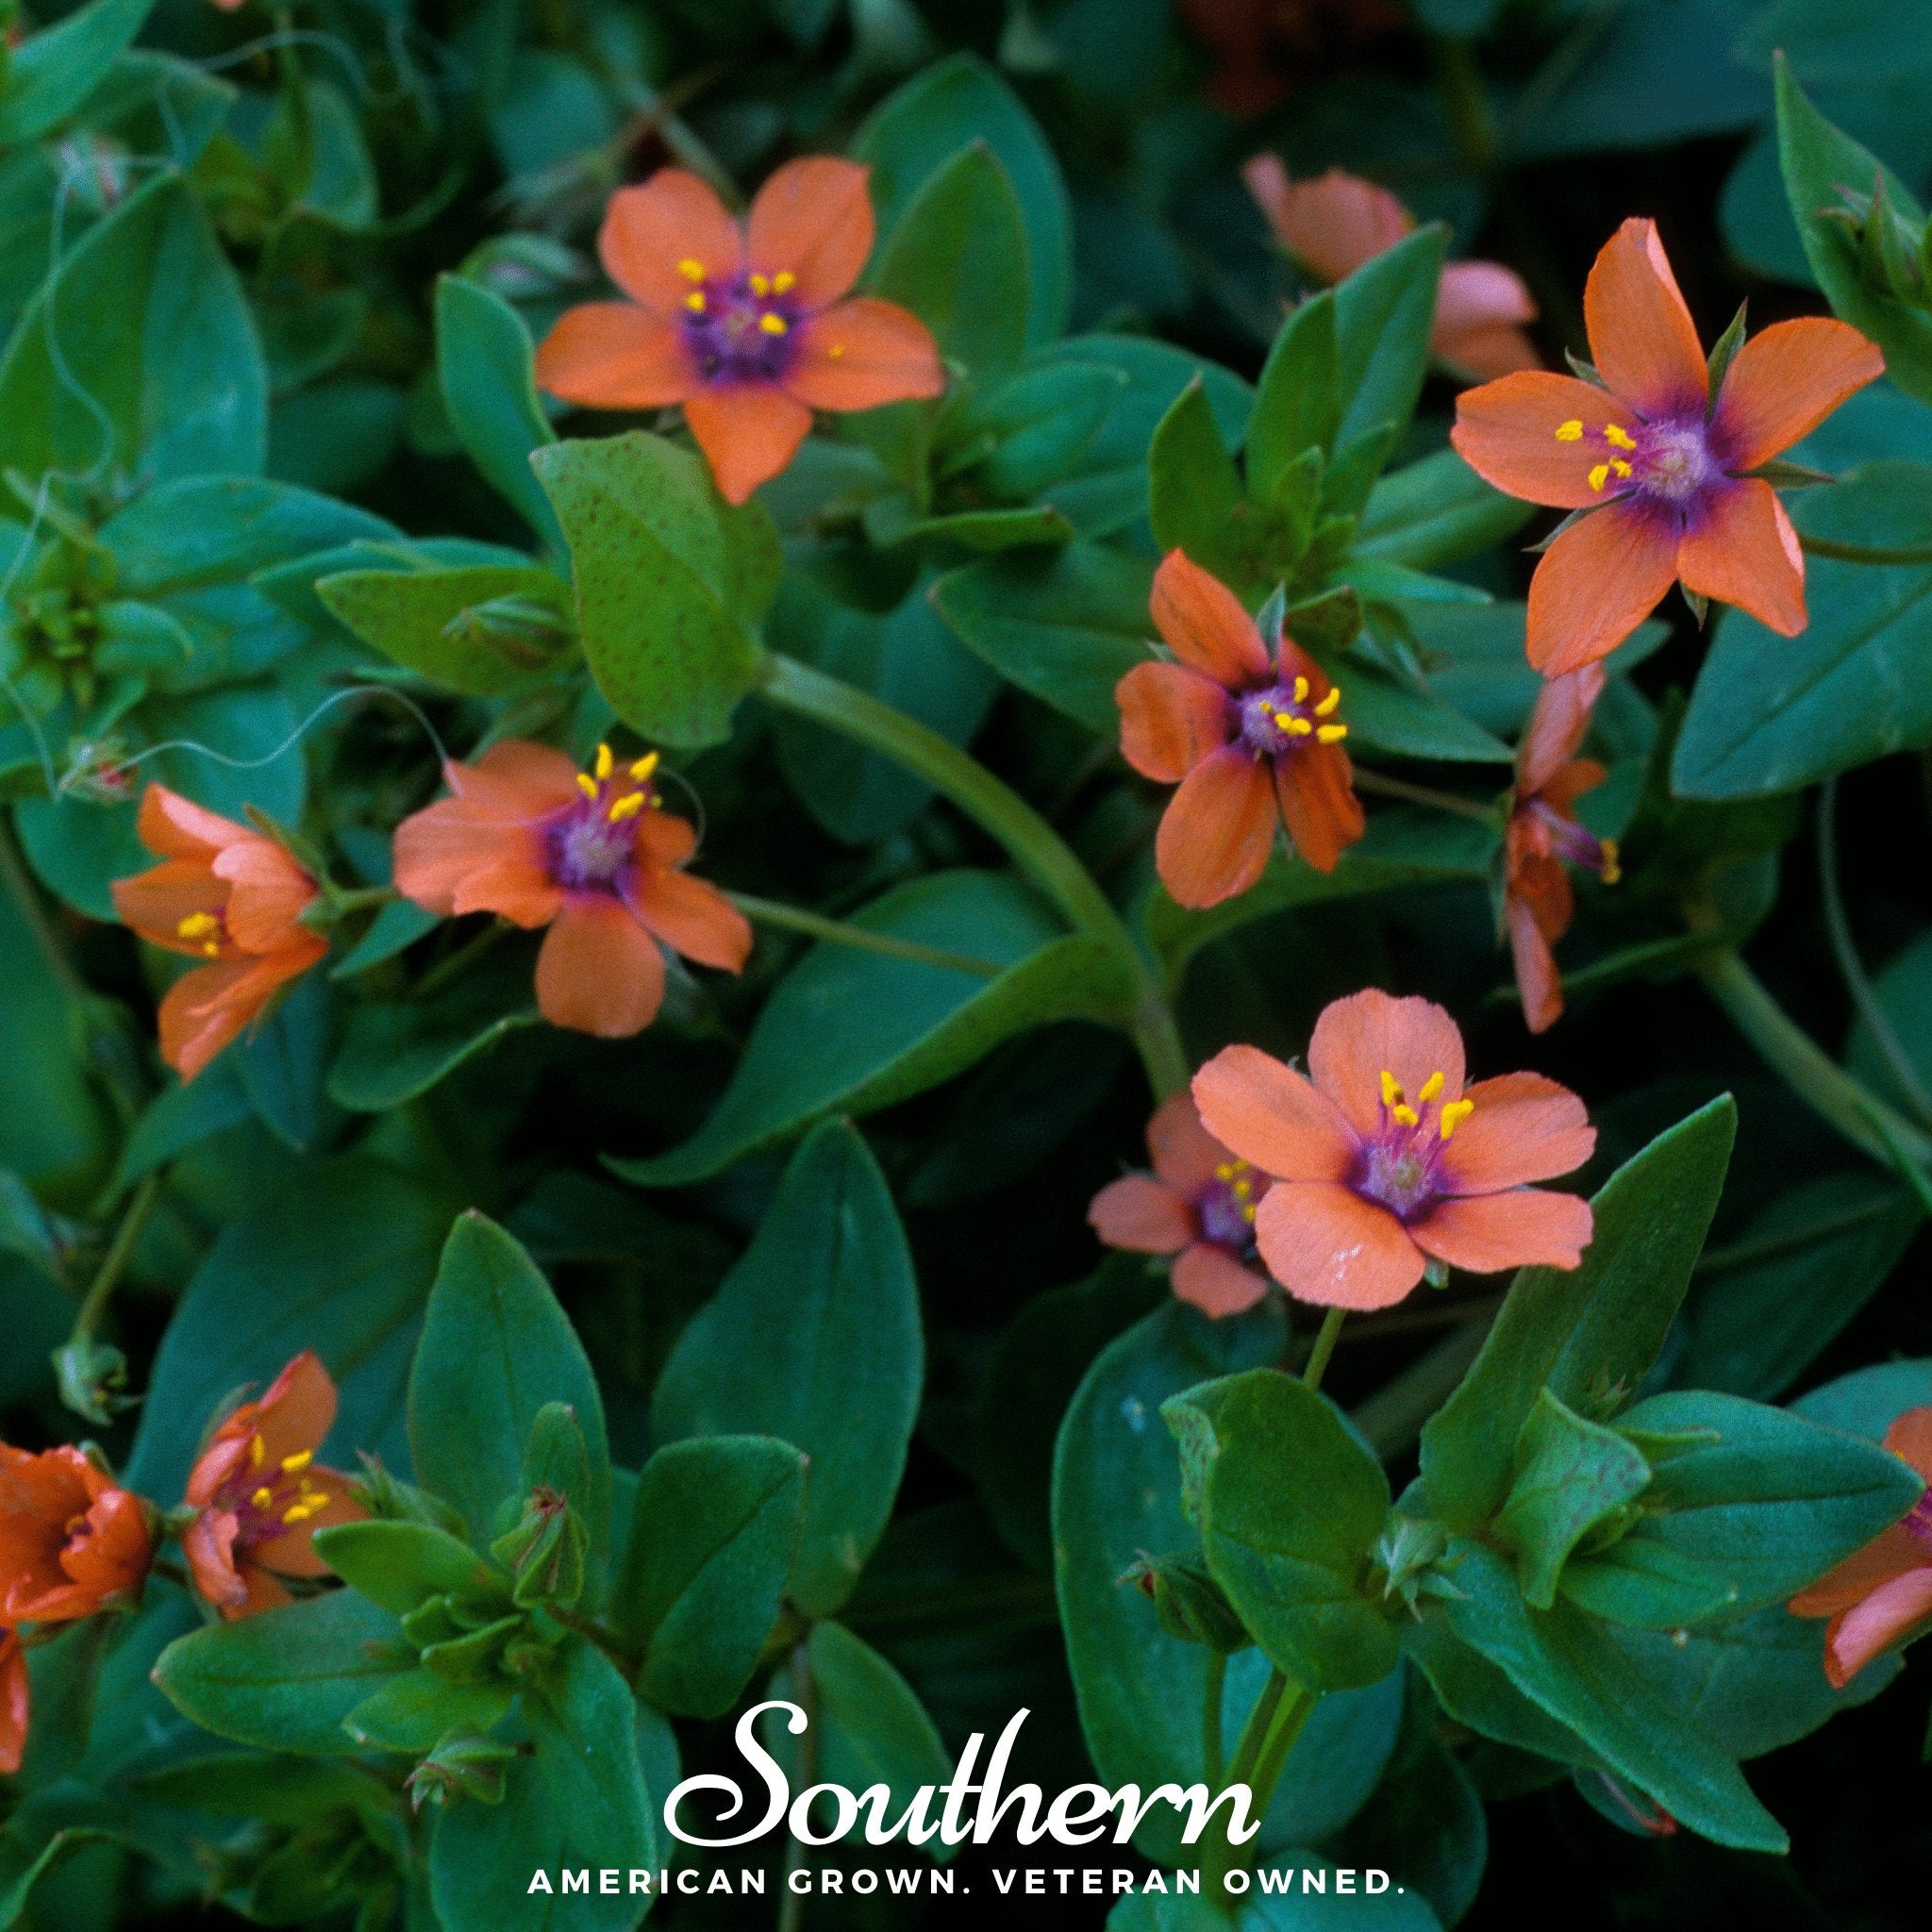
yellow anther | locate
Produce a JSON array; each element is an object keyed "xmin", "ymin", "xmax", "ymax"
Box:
[
  {"xmin": 251, "ymin": 1487, "xmax": 273, "ymax": 1510},
  {"xmin": 607, "ymin": 791, "xmax": 645, "ymax": 823},
  {"xmin": 176, "ymin": 910, "xmax": 220, "ymax": 941},
  {"xmin": 282, "ymin": 1501, "xmax": 315, "ymax": 1524},
  {"xmin": 1609, "ymin": 458, "xmax": 1633, "ymax": 479},
  {"xmin": 684, "ymin": 291, "xmax": 707, "ymax": 314},
  {"xmin": 575, "ymin": 773, "xmax": 599, "ymax": 800},
  {"xmin": 1555, "ymin": 420, "xmax": 1584, "ymax": 442},
  {"xmin": 1391, "ymin": 1104, "xmax": 1420, "ymax": 1128},
  {"xmin": 1601, "ymin": 840, "xmax": 1622, "ymax": 887},
  {"xmin": 1605, "ymin": 425, "xmax": 1637, "ymax": 452},
  {"xmin": 1418, "ymin": 1071, "xmax": 1444, "ymax": 1104},
  {"xmin": 248, "ymin": 1434, "xmax": 265, "ymax": 1469},
  {"xmin": 1313, "ymin": 687, "xmax": 1341, "ymax": 717},
  {"xmin": 827, "ymin": 342, "xmax": 846, "ymax": 359},
  {"xmin": 630, "ymin": 751, "xmax": 660, "ymax": 780},
  {"xmin": 677, "ymin": 258, "xmax": 705, "ymax": 282},
  {"xmin": 1292, "ymin": 675, "xmax": 1309, "ymax": 705},
  {"xmin": 759, "ymin": 312, "xmax": 788, "ymax": 336},
  {"xmin": 1439, "ymin": 1099, "xmax": 1475, "ymax": 1140},
  {"xmin": 1588, "ymin": 464, "xmax": 1610, "ymax": 492},
  {"xmin": 773, "ymin": 271, "xmax": 796, "ymax": 293},
  {"xmin": 749, "ymin": 273, "xmax": 770, "ymax": 296},
  {"xmin": 278, "ymin": 1451, "xmax": 311, "ymax": 1473},
  {"xmin": 1380, "ymin": 1071, "xmax": 1403, "ymax": 1108},
  {"xmin": 1315, "ymin": 724, "xmax": 1348, "ymax": 744},
  {"xmin": 1285, "ymin": 716, "xmax": 1314, "ymax": 737},
  {"xmin": 1214, "ymin": 1162, "xmax": 1239, "ymax": 1180},
  {"xmin": 594, "ymin": 742, "xmax": 613, "ymax": 780}
]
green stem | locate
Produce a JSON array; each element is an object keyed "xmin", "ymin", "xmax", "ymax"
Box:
[
  {"xmin": 1202, "ymin": 1651, "xmax": 1227, "ymax": 1789},
  {"xmin": 1199, "ymin": 1668, "xmax": 1315, "ymax": 1907},
  {"xmin": 71, "ymin": 1172, "xmax": 160, "ymax": 1344},
  {"xmin": 1431, "ymin": 35, "xmax": 1498, "ymax": 177},
  {"xmin": 326, "ymin": 884, "xmax": 398, "ymax": 918},
  {"xmin": 758, "ymin": 653, "xmax": 1190, "ymax": 1098},
  {"xmin": 1798, "ymin": 533, "xmax": 1932, "ymax": 566},
  {"xmin": 1301, "ymin": 1307, "xmax": 1346, "ymax": 1392},
  {"xmin": 728, "ymin": 891, "xmax": 1003, "ymax": 978},
  {"xmin": 1353, "ymin": 768, "xmax": 1504, "ymax": 826}
]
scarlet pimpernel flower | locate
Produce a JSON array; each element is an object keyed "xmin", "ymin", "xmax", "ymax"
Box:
[
  {"xmin": 110, "ymin": 786, "xmax": 328, "ymax": 1083},
  {"xmin": 1116, "ymin": 550, "xmax": 1364, "ymax": 908},
  {"xmin": 393, "ymin": 740, "xmax": 752, "ymax": 1039},
  {"xmin": 182, "ymin": 1351, "xmax": 364, "ymax": 1620},
  {"xmin": 1451, "ymin": 218, "xmax": 1884, "ymax": 675},
  {"xmin": 0, "ymin": 1628, "xmax": 24, "ymax": 1775},
  {"xmin": 1090, "ymin": 1095, "xmax": 1274, "ymax": 1318},
  {"xmin": 1505, "ymin": 666, "xmax": 1620, "ymax": 1034},
  {"xmin": 1243, "ymin": 158, "xmax": 1541, "ymax": 381},
  {"xmin": 0, "ymin": 1445, "xmax": 152, "ymax": 1624},
  {"xmin": 1191, "ymin": 990, "xmax": 1594, "ymax": 1309},
  {"xmin": 1790, "ymin": 1407, "xmax": 1932, "ymax": 1688},
  {"xmin": 535, "ymin": 158, "xmax": 945, "ymax": 504}
]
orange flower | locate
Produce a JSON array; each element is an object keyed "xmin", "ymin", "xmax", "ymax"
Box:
[
  {"xmin": 0, "ymin": 1628, "xmax": 24, "ymax": 1775},
  {"xmin": 182, "ymin": 1351, "xmax": 366, "ymax": 1621},
  {"xmin": 110, "ymin": 786, "xmax": 328, "ymax": 1084},
  {"xmin": 535, "ymin": 158, "xmax": 944, "ymax": 504},
  {"xmin": 1451, "ymin": 218, "xmax": 1884, "ymax": 676},
  {"xmin": 392, "ymin": 740, "xmax": 751, "ymax": 1039},
  {"xmin": 1242, "ymin": 158, "xmax": 1541, "ymax": 381},
  {"xmin": 1505, "ymin": 666, "xmax": 1620, "ymax": 1034},
  {"xmin": 1191, "ymin": 989, "xmax": 1594, "ymax": 1310},
  {"xmin": 1090, "ymin": 1095, "xmax": 1274, "ymax": 1318},
  {"xmin": 1117, "ymin": 551, "xmax": 1364, "ymax": 909},
  {"xmin": 0, "ymin": 1445, "xmax": 152, "ymax": 1623},
  {"xmin": 1790, "ymin": 1407, "xmax": 1932, "ymax": 1689}
]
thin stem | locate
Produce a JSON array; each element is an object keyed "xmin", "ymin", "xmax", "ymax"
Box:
[
  {"xmin": 777, "ymin": 1641, "xmax": 817, "ymax": 1932},
  {"xmin": 413, "ymin": 918, "xmax": 509, "ymax": 999},
  {"xmin": 1818, "ymin": 780, "xmax": 1932, "ymax": 1129},
  {"xmin": 1301, "ymin": 1307, "xmax": 1346, "ymax": 1392},
  {"xmin": 1353, "ymin": 768, "xmax": 1504, "ymax": 826},
  {"xmin": 1201, "ymin": 1651, "xmax": 1227, "ymax": 1789},
  {"xmin": 1241, "ymin": 1687, "xmax": 1317, "ymax": 1824},
  {"xmin": 728, "ymin": 891, "xmax": 1003, "ymax": 978},
  {"xmin": 1798, "ymin": 533, "xmax": 1932, "ymax": 566},
  {"xmin": 326, "ymin": 883, "xmax": 399, "ymax": 917},
  {"xmin": 1200, "ymin": 1668, "xmax": 1307, "ymax": 1906},
  {"xmin": 758, "ymin": 653, "xmax": 1190, "ymax": 1098},
  {"xmin": 1863, "ymin": 1107, "xmax": 1932, "ymax": 1221},
  {"xmin": 71, "ymin": 1173, "xmax": 160, "ymax": 1344}
]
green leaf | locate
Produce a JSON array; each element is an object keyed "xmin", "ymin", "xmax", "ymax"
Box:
[
  {"xmin": 408, "ymin": 1213, "xmax": 609, "ymax": 1551},
  {"xmin": 652, "ymin": 1121, "xmax": 921, "ymax": 1616},
  {"xmin": 1794, "ymin": 1357, "xmax": 1932, "ymax": 1440},
  {"xmin": 0, "ymin": 0, "xmax": 158, "ymax": 143},
  {"xmin": 0, "ymin": 173, "xmax": 264, "ymax": 485},
  {"xmin": 610, "ymin": 870, "xmax": 1135, "ymax": 1184},
  {"xmin": 617, "ymin": 1434, "xmax": 807, "ymax": 1716},
  {"xmin": 1495, "ymin": 1390, "xmax": 1653, "ymax": 1610},
  {"xmin": 125, "ymin": 1157, "xmax": 453, "ymax": 1498},
  {"xmin": 853, "ymin": 51, "xmax": 1072, "ymax": 347},
  {"xmin": 1558, "ymin": 1390, "xmax": 1924, "ymax": 1626},
  {"xmin": 532, "ymin": 431, "xmax": 776, "ymax": 749},
  {"xmin": 1148, "ymin": 377, "xmax": 1257, "ymax": 591},
  {"xmin": 436, "ymin": 274, "xmax": 565, "ymax": 555},
  {"xmin": 526, "ymin": 1638, "xmax": 657, "ymax": 1873},
  {"xmin": 931, "ymin": 541, "xmax": 1154, "ymax": 735},
  {"xmin": 1357, "ymin": 449, "xmax": 1536, "ymax": 571},
  {"xmin": 151, "ymin": 1590, "xmax": 408, "ymax": 1756},
  {"xmin": 868, "ymin": 141, "xmax": 1030, "ymax": 378},
  {"xmin": 326, "ymin": 966, "xmax": 541, "ymax": 1113},
  {"xmin": 341, "ymin": 1668, "xmax": 512, "ymax": 1753},
  {"xmin": 957, "ymin": 358, "xmax": 1126, "ymax": 501},
  {"xmin": 1332, "ymin": 226, "xmax": 1448, "ymax": 456},
  {"xmin": 1774, "ymin": 58, "xmax": 1932, "ymax": 407},
  {"xmin": 1164, "ymin": 1369, "xmax": 1398, "ymax": 1692},
  {"xmin": 1420, "ymin": 1097, "xmax": 1738, "ymax": 1533},
  {"xmin": 317, "ymin": 562, "xmax": 573, "ymax": 696},
  {"xmin": 1331, "ymin": 655, "xmax": 1513, "ymax": 764},
  {"xmin": 1248, "ymin": 292, "xmax": 1341, "ymax": 503},
  {"xmin": 311, "ymin": 1520, "xmax": 507, "ymax": 1619}
]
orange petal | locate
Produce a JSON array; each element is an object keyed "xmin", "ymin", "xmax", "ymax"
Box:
[
  {"xmin": 111, "ymin": 858, "xmax": 226, "ymax": 954},
  {"xmin": 1408, "ymin": 1188, "xmax": 1593, "ymax": 1275},
  {"xmin": 600, "ymin": 170, "xmax": 742, "ymax": 313},
  {"xmin": 212, "ymin": 835, "xmax": 316, "ymax": 953},
  {"xmin": 1191, "ymin": 1043, "xmax": 1357, "ymax": 1184},
  {"xmin": 1438, "ymin": 1072, "xmax": 1594, "ymax": 1194},
  {"xmin": 1308, "ymin": 989, "xmax": 1466, "ymax": 1139},
  {"xmin": 1253, "ymin": 1180, "xmax": 1424, "ymax": 1310},
  {"xmin": 1823, "ymin": 1566, "xmax": 1932, "ymax": 1689},
  {"xmin": 251, "ymin": 1468, "xmax": 366, "ymax": 1579},
  {"xmin": 1507, "ymin": 892, "xmax": 1564, "ymax": 1035},
  {"xmin": 227, "ymin": 1563, "xmax": 295, "ymax": 1620},
  {"xmin": 136, "ymin": 783, "xmax": 243, "ymax": 861},
  {"xmin": 0, "ymin": 1630, "xmax": 26, "ymax": 1776},
  {"xmin": 1517, "ymin": 664, "xmax": 1605, "ymax": 798},
  {"xmin": 747, "ymin": 157, "xmax": 874, "ymax": 308},
  {"xmin": 158, "ymin": 943, "xmax": 325, "ymax": 1083},
  {"xmin": 1675, "ymin": 478, "xmax": 1805, "ymax": 637},
  {"xmin": 1242, "ymin": 160, "xmax": 1409, "ymax": 285},
  {"xmin": 468, "ymin": 741, "xmax": 584, "ymax": 803},
  {"xmin": 391, "ymin": 796, "xmax": 559, "ymax": 927},
  {"xmin": 1146, "ymin": 1092, "xmax": 1234, "ymax": 1196},
  {"xmin": 1582, "ymin": 218, "xmax": 1707, "ymax": 419},
  {"xmin": 535, "ymin": 303, "xmax": 695, "ymax": 409},
  {"xmin": 182, "ymin": 1507, "xmax": 248, "ymax": 1613},
  {"xmin": 1116, "ymin": 660, "xmax": 1231, "ymax": 783},
  {"xmin": 1883, "ymin": 1407, "xmax": 1932, "ymax": 1481},
  {"xmin": 629, "ymin": 866, "xmax": 752, "ymax": 973},
  {"xmin": 784, "ymin": 297, "xmax": 944, "ymax": 412},
  {"xmin": 1790, "ymin": 1524, "xmax": 1927, "ymax": 1619},
  {"xmin": 1449, "ymin": 373, "xmax": 1641, "ymax": 510},
  {"xmin": 1172, "ymin": 1243, "xmax": 1271, "ymax": 1319},
  {"xmin": 1089, "ymin": 1174, "xmax": 1194, "ymax": 1255},
  {"xmin": 682, "ymin": 385, "xmax": 813, "ymax": 504},
  {"xmin": 1274, "ymin": 743, "xmax": 1363, "ymax": 875},
  {"xmin": 1712, "ymin": 317, "xmax": 1885, "ymax": 473},
  {"xmin": 1154, "ymin": 745, "xmax": 1276, "ymax": 909},
  {"xmin": 637, "ymin": 808, "xmax": 698, "ymax": 869},
  {"xmin": 1149, "ymin": 550, "xmax": 1271, "ymax": 689},
  {"xmin": 534, "ymin": 896, "xmax": 666, "ymax": 1037},
  {"xmin": 1525, "ymin": 499, "xmax": 1680, "ymax": 677},
  {"xmin": 252, "ymin": 1350, "xmax": 339, "ymax": 1468}
]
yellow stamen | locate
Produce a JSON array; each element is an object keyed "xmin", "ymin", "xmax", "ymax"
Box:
[
  {"xmin": 1285, "ymin": 716, "xmax": 1314, "ymax": 737},
  {"xmin": 575, "ymin": 773, "xmax": 599, "ymax": 800},
  {"xmin": 759, "ymin": 312, "xmax": 788, "ymax": 336},
  {"xmin": 1440, "ymin": 1099, "xmax": 1475, "ymax": 1140},
  {"xmin": 1380, "ymin": 1070, "xmax": 1403, "ymax": 1107},
  {"xmin": 251, "ymin": 1487, "xmax": 273, "ymax": 1510},
  {"xmin": 1315, "ymin": 724, "xmax": 1348, "ymax": 744},
  {"xmin": 1391, "ymin": 1104, "xmax": 1419, "ymax": 1128},
  {"xmin": 282, "ymin": 1501, "xmax": 316, "ymax": 1524},
  {"xmin": 1418, "ymin": 1071, "xmax": 1444, "ymax": 1103},
  {"xmin": 1292, "ymin": 675, "xmax": 1309, "ymax": 705},
  {"xmin": 1555, "ymin": 420, "xmax": 1584, "ymax": 442},
  {"xmin": 827, "ymin": 343, "xmax": 846, "ymax": 359},
  {"xmin": 630, "ymin": 751, "xmax": 660, "ymax": 780},
  {"xmin": 1588, "ymin": 463, "xmax": 1610, "ymax": 492},
  {"xmin": 248, "ymin": 1434, "xmax": 265, "ymax": 1469},
  {"xmin": 593, "ymin": 743, "xmax": 612, "ymax": 780},
  {"xmin": 176, "ymin": 910, "xmax": 220, "ymax": 941},
  {"xmin": 685, "ymin": 291, "xmax": 708, "ymax": 315},
  {"xmin": 773, "ymin": 271, "xmax": 796, "ymax": 293},
  {"xmin": 1214, "ymin": 1161, "xmax": 1239, "ymax": 1180},
  {"xmin": 1601, "ymin": 839, "xmax": 1622, "ymax": 887},
  {"xmin": 1313, "ymin": 687, "xmax": 1341, "ymax": 717},
  {"xmin": 677, "ymin": 258, "xmax": 705, "ymax": 283},
  {"xmin": 280, "ymin": 1449, "xmax": 313, "ymax": 1472},
  {"xmin": 1604, "ymin": 424, "xmax": 1637, "ymax": 452},
  {"xmin": 749, "ymin": 273, "xmax": 770, "ymax": 296},
  {"xmin": 1609, "ymin": 458, "xmax": 1633, "ymax": 479},
  {"xmin": 607, "ymin": 791, "xmax": 645, "ymax": 823}
]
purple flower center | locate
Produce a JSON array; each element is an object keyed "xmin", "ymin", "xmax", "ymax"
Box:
[
  {"xmin": 678, "ymin": 264, "xmax": 802, "ymax": 386},
  {"xmin": 1524, "ymin": 798, "xmax": 1620, "ymax": 881},
  {"xmin": 1236, "ymin": 674, "xmax": 1348, "ymax": 761},
  {"xmin": 1904, "ymin": 1486, "xmax": 1932, "ymax": 1555},
  {"xmin": 1557, "ymin": 410, "xmax": 1733, "ymax": 515},
  {"xmin": 543, "ymin": 746, "xmax": 659, "ymax": 896},
  {"xmin": 1349, "ymin": 1070, "xmax": 1475, "ymax": 1224},
  {"xmin": 1195, "ymin": 1160, "xmax": 1260, "ymax": 1252}
]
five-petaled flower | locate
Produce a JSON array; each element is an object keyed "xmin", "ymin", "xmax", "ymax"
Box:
[
  {"xmin": 535, "ymin": 158, "xmax": 945, "ymax": 504},
  {"xmin": 1117, "ymin": 549, "xmax": 1364, "ymax": 909},
  {"xmin": 1505, "ymin": 666, "xmax": 1620, "ymax": 1034},
  {"xmin": 1191, "ymin": 989, "xmax": 1595, "ymax": 1309},
  {"xmin": 1090, "ymin": 1094, "xmax": 1274, "ymax": 1318},
  {"xmin": 182, "ymin": 1351, "xmax": 365, "ymax": 1620},
  {"xmin": 1790, "ymin": 1406, "xmax": 1932, "ymax": 1689},
  {"xmin": 1243, "ymin": 158, "xmax": 1541, "ymax": 381},
  {"xmin": 0, "ymin": 1628, "xmax": 24, "ymax": 1776},
  {"xmin": 393, "ymin": 739, "xmax": 752, "ymax": 1039},
  {"xmin": 110, "ymin": 786, "xmax": 328, "ymax": 1084},
  {"xmin": 1451, "ymin": 217, "xmax": 1884, "ymax": 675},
  {"xmin": 0, "ymin": 1445, "xmax": 152, "ymax": 1624}
]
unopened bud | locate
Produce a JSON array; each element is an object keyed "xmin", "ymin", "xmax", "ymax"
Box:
[{"xmin": 1122, "ymin": 1551, "xmax": 1249, "ymax": 1654}]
